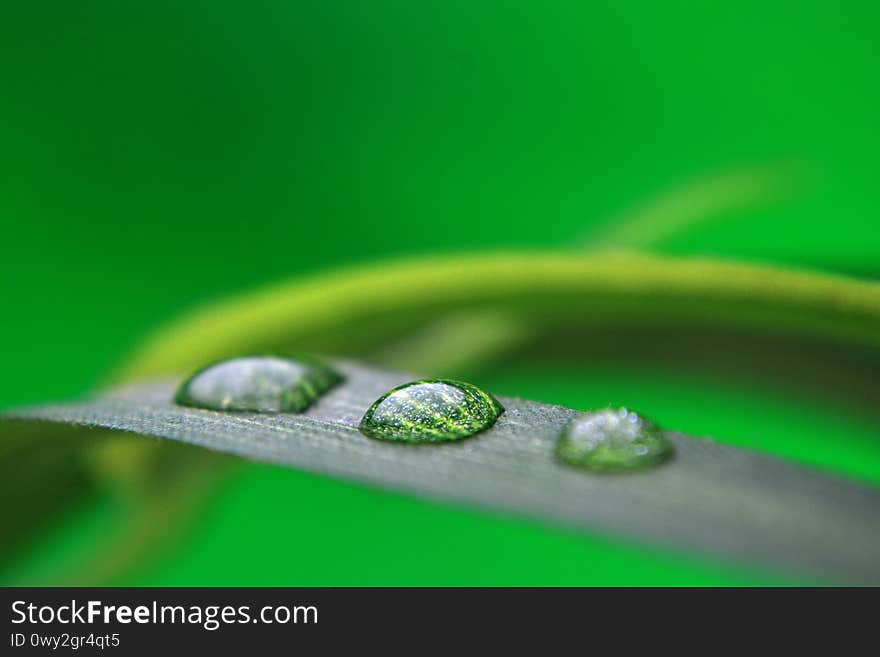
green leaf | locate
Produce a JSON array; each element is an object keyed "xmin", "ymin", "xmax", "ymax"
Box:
[
  {"xmin": 7, "ymin": 360, "xmax": 880, "ymax": 584},
  {"xmin": 586, "ymin": 165, "xmax": 799, "ymax": 250},
  {"xmin": 114, "ymin": 252, "xmax": 880, "ymax": 383}
]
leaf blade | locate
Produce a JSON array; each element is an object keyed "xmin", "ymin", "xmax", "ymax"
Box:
[
  {"xmin": 8, "ymin": 360, "xmax": 880, "ymax": 583},
  {"xmin": 113, "ymin": 253, "xmax": 880, "ymax": 383}
]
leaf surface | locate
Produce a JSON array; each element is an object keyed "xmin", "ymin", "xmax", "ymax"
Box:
[{"xmin": 7, "ymin": 360, "xmax": 880, "ymax": 583}]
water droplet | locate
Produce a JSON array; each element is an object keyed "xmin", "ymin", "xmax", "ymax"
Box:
[
  {"xmin": 556, "ymin": 407, "xmax": 673, "ymax": 472},
  {"xmin": 359, "ymin": 379, "xmax": 504, "ymax": 443},
  {"xmin": 175, "ymin": 356, "xmax": 342, "ymax": 413}
]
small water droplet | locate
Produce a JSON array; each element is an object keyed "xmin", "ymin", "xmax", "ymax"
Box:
[
  {"xmin": 556, "ymin": 408, "xmax": 673, "ymax": 473},
  {"xmin": 175, "ymin": 355, "xmax": 342, "ymax": 413},
  {"xmin": 359, "ymin": 379, "xmax": 504, "ymax": 443}
]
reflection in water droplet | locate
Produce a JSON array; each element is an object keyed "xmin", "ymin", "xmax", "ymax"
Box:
[
  {"xmin": 175, "ymin": 356, "xmax": 342, "ymax": 413},
  {"xmin": 556, "ymin": 408, "xmax": 673, "ymax": 473},
  {"xmin": 359, "ymin": 379, "xmax": 504, "ymax": 443}
]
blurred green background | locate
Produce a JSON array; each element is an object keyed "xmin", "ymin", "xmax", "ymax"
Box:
[{"xmin": 2, "ymin": 1, "xmax": 879, "ymax": 585}]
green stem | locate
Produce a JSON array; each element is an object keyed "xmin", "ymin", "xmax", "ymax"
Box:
[
  {"xmin": 117, "ymin": 251, "xmax": 880, "ymax": 382},
  {"xmin": 585, "ymin": 165, "xmax": 797, "ymax": 249}
]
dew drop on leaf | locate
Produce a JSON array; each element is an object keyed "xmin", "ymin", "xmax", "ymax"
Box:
[
  {"xmin": 175, "ymin": 356, "xmax": 342, "ymax": 413},
  {"xmin": 359, "ymin": 379, "xmax": 504, "ymax": 443},
  {"xmin": 556, "ymin": 408, "xmax": 673, "ymax": 473}
]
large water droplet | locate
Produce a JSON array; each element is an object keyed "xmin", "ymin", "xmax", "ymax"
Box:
[
  {"xmin": 175, "ymin": 356, "xmax": 342, "ymax": 413},
  {"xmin": 359, "ymin": 379, "xmax": 504, "ymax": 443},
  {"xmin": 556, "ymin": 408, "xmax": 673, "ymax": 472}
]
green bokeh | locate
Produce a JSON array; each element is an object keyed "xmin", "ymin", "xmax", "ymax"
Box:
[{"xmin": 2, "ymin": 1, "xmax": 878, "ymax": 584}]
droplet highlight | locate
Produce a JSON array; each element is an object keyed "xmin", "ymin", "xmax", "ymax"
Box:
[
  {"xmin": 556, "ymin": 407, "xmax": 673, "ymax": 473},
  {"xmin": 359, "ymin": 379, "xmax": 504, "ymax": 443},
  {"xmin": 175, "ymin": 355, "xmax": 342, "ymax": 413}
]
